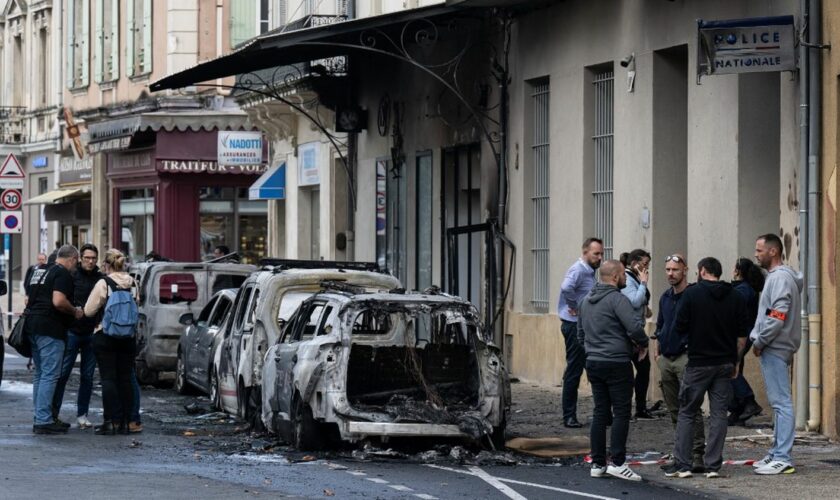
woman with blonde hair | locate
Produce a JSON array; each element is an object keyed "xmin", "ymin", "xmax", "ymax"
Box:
[{"xmin": 84, "ymin": 248, "xmax": 139, "ymax": 435}]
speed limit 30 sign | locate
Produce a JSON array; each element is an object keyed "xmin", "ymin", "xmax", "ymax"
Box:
[{"xmin": 1, "ymin": 189, "xmax": 21, "ymax": 210}]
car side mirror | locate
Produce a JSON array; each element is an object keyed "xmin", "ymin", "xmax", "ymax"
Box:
[
  {"xmin": 179, "ymin": 313, "xmax": 194, "ymax": 326},
  {"xmin": 0, "ymin": 280, "xmax": 7, "ymax": 296}
]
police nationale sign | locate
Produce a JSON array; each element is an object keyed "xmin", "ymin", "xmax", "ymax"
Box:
[
  {"xmin": 697, "ymin": 15, "xmax": 796, "ymax": 79},
  {"xmin": 218, "ymin": 131, "xmax": 263, "ymax": 166}
]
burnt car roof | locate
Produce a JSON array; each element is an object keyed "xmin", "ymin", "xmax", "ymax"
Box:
[
  {"xmin": 315, "ymin": 291, "xmax": 476, "ymax": 308},
  {"xmin": 249, "ymin": 267, "xmax": 401, "ymax": 288}
]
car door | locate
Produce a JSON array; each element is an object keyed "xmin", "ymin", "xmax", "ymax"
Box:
[
  {"xmin": 185, "ymin": 295, "xmax": 219, "ymax": 386},
  {"xmin": 196, "ymin": 295, "xmax": 233, "ymax": 391},
  {"xmin": 274, "ymin": 300, "xmax": 328, "ymax": 419},
  {"xmin": 219, "ymin": 284, "xmax": 254, "ymax": 414}
]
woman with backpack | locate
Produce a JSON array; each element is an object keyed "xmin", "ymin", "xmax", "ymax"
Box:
[{"xmin": 84, "ymin": 248, "xmax": 140, "ymax": 435}]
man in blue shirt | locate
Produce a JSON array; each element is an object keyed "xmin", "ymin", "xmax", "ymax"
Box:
[{"xmin": 557, "ymin": 237, "xmax": 603, "ymax": 427}]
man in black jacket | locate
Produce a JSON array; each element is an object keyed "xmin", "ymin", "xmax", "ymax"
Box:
[
  {"xmin": 663, "ymin": 257, "xmax": 747, "ymax": 479},
  {"xmin": 52, "ymin": 243, "xmax": 103, "ymax": 429}
]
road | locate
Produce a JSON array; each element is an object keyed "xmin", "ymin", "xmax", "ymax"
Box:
[{"xmin": 1, "ymin": 351, "xmax": 702, "ymax": 500}]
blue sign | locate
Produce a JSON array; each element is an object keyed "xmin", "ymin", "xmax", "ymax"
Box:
[
  {"xmin": 32, "ymin": 156, "xmax": 48, "ymax": 168},
  {"xmin": 248, "ymin": 162, "xmax": 286, "ymax": 200}
]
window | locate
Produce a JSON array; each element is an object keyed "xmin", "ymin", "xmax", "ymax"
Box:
[
  {"xmin": 233, "ymin": 286, "xmax": 254, "ymax": 331},
  {"xmin": 209, "ymin": 297, "xmax": 233, "ymax": 327},
  {"xmin": 276, "ymin": 291, "xmax": 311, "ymax": 327},
  {"xmin": 37, "ymin": 12, "xmax": 49, "ymax": 106},
  {"xmin": 298, "ymin": 302, "xmax": 326, "ymax": 341},
  {"xmin": 199, "ymin": 187, "xmax": 267, "ymax": 264},
  {"xmin": 316, "ymin": 306, "xmax": 333, "ymax": 336},
  {"xmin": 126, "ymin": 0, "xmax": 152, "ymax": 76},
  {"xmin": 230, "ymin": 0, "xmax": 258, "ymax": 48},
  {"xmin": 376, "ymin": 159, "xmax": 406, "ymax": 283},
  {"xmin": 274, "ymin": 0, "xmax": 287, "ymax": 28},
  {"xmin": 198, "ymin": 297, "xmax": 219, "ymax": 324},
  {"xmin": 592, "ymin": 69, "xmax": 614, "ymax": 259},
  {"xmin": 12, "ymin": 21, "xmax": 23, "ymax": 105},
  {"xmin": 246, "ymin": 290, "xmax": 260, "ymax": 327},
  {"xmin": 530, "ymin": 79, "xmax": 550, "ymax": 312},
  {"xmin": 95, "ymin": 0, "xmax": 119, "ymax": 82},
  {"xmin": 260, "ymin": 0, "xmax": 270, "ymax": 34},
  {"xmin": 415, "ymin": 153, "xmax": 433, "ymax": 291},
  {"xmin": 66, "ymin": 0, "xmax": 90, "ymax": 88},
  {"xmin": 352, "ymin": 309, "xmax": 392, "ymax": 336},
  {"xmin": 119, "ymin": 188, "xmax": 154, "ymax": 263},
  {"xmin": 211, "ymin": 274, "xmax": 248, "ymax": 295}
]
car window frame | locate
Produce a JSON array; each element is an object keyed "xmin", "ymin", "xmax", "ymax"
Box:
[
  {"xmin": 208, "ymin": 296, "xmax": 232, "ymax": 327},
  {"xmin": 197, "ymin": 296, "xmax": 219, "ymax": 325},
  {"xmin": 232, "ymin": 285, "xmax": 255, "ymax": 333}
]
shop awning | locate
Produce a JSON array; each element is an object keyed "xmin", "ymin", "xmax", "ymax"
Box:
[
  {"xmin": 150, "ymin": 4, "xmax": 469, "ymax": 92},
  {"xmin": 23, "ymin": 188, "xmax": 85, "ymax": 205},
  {"xmin": 249, "ymin": 162, "xmax": 286, "ymax": 200}
]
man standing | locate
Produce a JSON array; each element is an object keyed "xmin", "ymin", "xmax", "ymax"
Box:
[
  {"xmin": 26, "ymin": 245, "xmax": 83, "ymax": 434},
  {"xmin": 24, "ymin": 253, "xmax": 47, "ymax": 296},
  {"xmin": 750, "ymin": 233, "xmax": 802, "ymax": 475},
  {"xmin": 578, "ymin": 260, "xmax": 648, "ymax": 482},
  {"xmin": 557, "ymin": 237, "xmax": 603, "ymax": 428},
  {"xmin": 663, "ymin": 257, "xmax": 747, "ymax": 479},
  {"xmin": 52, "ymin": 244, "xmax": 103, "ymax": 429},
  {"xmin": 654, "ymin": 254, "xmax": 706, "ymax": 472}
]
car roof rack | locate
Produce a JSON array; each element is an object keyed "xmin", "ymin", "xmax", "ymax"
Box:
[{"xmin": 260, "ymin": 258, "xmax": 382, "ymax": 273}]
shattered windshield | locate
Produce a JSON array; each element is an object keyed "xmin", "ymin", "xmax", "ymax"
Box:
[{"xmin": 350, "ymin": 305, "xmax": 478, "ymax": 346}]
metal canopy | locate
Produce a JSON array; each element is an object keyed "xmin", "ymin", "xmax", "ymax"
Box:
[{"xmin": 150, "ymin": 4, "xmax": 471, "ymax": 92}]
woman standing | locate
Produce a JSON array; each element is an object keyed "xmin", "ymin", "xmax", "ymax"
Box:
[
  {"xmin": 620, "ymin": 249, "xmax": 654, "ymax": 420},
  {"xmin": 729, "ymin": 257, "xmax": 765, "ymax": 425},
  {"xmin": 84, "ymin": 249, "xmax": 139, "ymax": 435}
]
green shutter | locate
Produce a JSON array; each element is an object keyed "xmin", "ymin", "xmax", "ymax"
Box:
[
  {"xmin": 80, "ymin": 0, "xmax": 90, "ymax": 86},
  {"xmin": 93, "ymin": 0, "xmax": 102, "ymax": 82},
  {"xmin": 66, "ymin": 0, "xmax": 75, "ymax": 87},
  {"xmin": 110, "ymin": 0, "xmax": 119, "ymax": 79},
  {"xmin": 230, "ymin": 0, "xmax": 257, "ymax": 48},
  {"xmin": 126, "ymin": 0, "xmax": 134, "ymax": 76},
  {"xmin": 141, "ymin": 0, "xmax": 152, "ymax": 73}
]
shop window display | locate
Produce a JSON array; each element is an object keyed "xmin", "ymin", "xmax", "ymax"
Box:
[
  {"xmin": 120, "ymin": 188, "xmax": 155, "ymax": 263},
  {"xmin": 199, "ymin": 187, "xmax": 267, "ymax": 264}
]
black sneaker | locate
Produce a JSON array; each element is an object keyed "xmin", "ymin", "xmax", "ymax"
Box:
[
  {"xmin": 634, "ymin": 409, "xmax": 656, "ymax": 420},
  {"xmin": 53, "ymin": 418, "xmax": 71, "ymax": 429},
  {"xmin": 662, "ymin": 464, "xmax": 692, "ymax": 478},
  {"xmin": 564, "ymin": 417, "xmax": 584, "ymax": 428},
  {"xmin": 740, "ymin": 400, "xmax": 763, "ymax": 422},
  {"xmin": 33, "ymin": 423, "xmax": 69, "ymax": 435}
]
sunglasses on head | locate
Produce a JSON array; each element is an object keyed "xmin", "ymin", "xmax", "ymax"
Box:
[{"xmin": 665, "ymin": 255, "xmax": 684, "ymax": 264}]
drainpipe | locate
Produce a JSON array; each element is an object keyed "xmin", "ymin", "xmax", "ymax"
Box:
[
  {"xmin": 495, "ymin": 16, "xmax": 511, "ymax": 348},
  {"xmin": 806, "ymin": 0, "xmax": 822, "ymax": 432},
  {"xmin": 795, "ymin": 0, "xmax": 810, "ymax": 431}
]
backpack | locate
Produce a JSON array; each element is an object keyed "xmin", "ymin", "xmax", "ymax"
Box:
[{"xmin": 101, "ymin": 277, "xmax": 139, "ymax": 337}]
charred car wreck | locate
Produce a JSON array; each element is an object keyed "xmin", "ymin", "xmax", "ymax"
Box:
[{"xmin": 262, "ymin": 291, "xmax": 511, "ymax": 450}]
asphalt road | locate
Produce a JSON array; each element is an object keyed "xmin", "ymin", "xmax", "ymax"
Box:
[{"xmin": 0, "ymin": 350, "xmax": 703, "ymax": 500}]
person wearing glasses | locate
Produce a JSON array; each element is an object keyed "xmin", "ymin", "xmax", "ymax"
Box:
[
  {"xmin": 619, "ymin": 249, "xmax": 654, "ymax": 420},
  {"xmin": 51, "ymin": 243, "xmax": 103, "ymax": 430},
  {"xmin": 654, "ymin": 253, "xmax": 705, "ymax": 473}
]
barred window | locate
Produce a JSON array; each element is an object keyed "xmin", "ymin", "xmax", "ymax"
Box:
[
  {"xmin": 592, "ymin": 70, "xmax": 614, "ymax": 260},
  {"xmin": 530, "ymin": 79, "xmax": 550, "ymax": 312}
]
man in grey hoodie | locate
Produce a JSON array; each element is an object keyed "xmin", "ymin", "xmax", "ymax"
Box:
[
  {"xmin": 750, "ymin": 233, "xmax": 803, "ymax": 475},
  {"xmin": 578, "ymin": 260, "xmax": 648, "ymax": 482}
]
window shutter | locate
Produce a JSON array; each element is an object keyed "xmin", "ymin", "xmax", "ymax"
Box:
[
  {"xmin": 93, "ymin": 0, "xmax": 103, "ymax": 82},
  {"xmin": 141, "ymin": 0, "xmax": 152, "ymax": 73},
  {"xmin": 110, "ymin": 0, "xmax": 119, "ymax": 79},
  {"xmin": 66, "ymin": 0, "xmax": 75, "ymax": 87},
  {"xmin": 126, "ymin": 0, "xmax": 134, "ymax": 76},
  {"xmin": 230, "ymin": 0, "xmax": 257, "ymax": 48},
  {"xmin": 80, "ymin": 0, "xmax": 90, "ymax": 86}
]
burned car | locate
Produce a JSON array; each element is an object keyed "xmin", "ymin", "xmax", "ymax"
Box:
[
  {"xmin": 214, "ymin": 260, "xmax": 400, "ymax": 422},
  {"xmin": 131, "ymin": 261, "xmax": 256, "ymax": 384},
  {"xmin": 261, "ymin": 291, "xmax": 511, "ymax": 450}
]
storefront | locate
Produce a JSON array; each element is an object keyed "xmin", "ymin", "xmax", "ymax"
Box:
[{"xmin": 104, "ymin": 127, "xmax": 268, "ymax": 264}]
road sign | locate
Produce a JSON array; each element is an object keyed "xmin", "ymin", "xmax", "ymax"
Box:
[
  {"xmin": 1, "ymin": 189, "xmax": 21, "ymax": 210},
  {"xmin": 0, "ymin": 154, "xmax": 24, "ymax": 189},
  {"xmin": 0, "ymin": 211, "xmax": 22, "ymax": 233}
]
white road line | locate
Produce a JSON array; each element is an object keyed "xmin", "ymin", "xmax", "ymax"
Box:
[
  {"xmin": 365, "ymin": 477, "xmax": 389, "ymax": 484},
  {"xmin": 414, "ymin": 494, "xmax": 438, "ymax": 500},
  {"xmin": 389, "ymin": 485, "xmax": 414, "ymax": 492},
  {"xmin": 426, "ymin": 464, "xmax": 619, "ymax": 500},
  {"xmin": 466, "ymin": 466, "xmax": 527, "ymax": 500},
  {"xmin": 346, "ymin": 471, "xmax": 367, "ymax": 476}
]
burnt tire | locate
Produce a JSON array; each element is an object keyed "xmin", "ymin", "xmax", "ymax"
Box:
[
  {"xmin": 209, "ymin": 369, "xmax": 221, "ymax": 410},
  {"xmin": 291, "ymin": 396, "xmax": 323, "ymax": 451},
  {"xmin": 174, "ymin": 351, "xmax": 190, "ymax": 395},
  {"xmin": 135, "ymin": 359, "xmax": 159, "ymax": 386},
  {"xmin": 245, "ymin": 385, "xmax": 265, "ymax": 433}
]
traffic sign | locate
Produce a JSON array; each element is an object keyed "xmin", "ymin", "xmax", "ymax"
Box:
[
  {"xmin": 0, "ymin": 211, "xmax": 22, "ymax": 233},
  {"xmin": 0, "ymin": 154, "xmax": 24, "ymax": 189},
  {"xmin": 1, "ymin": 189, "xmax": 21, "ymax": 210}
]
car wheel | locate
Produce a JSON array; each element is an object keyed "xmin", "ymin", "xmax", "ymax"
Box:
[
  {"xmin": 174, "ymin": 350, "xmax": 190, "ymax": 395},
  {"xmin": 291, "ymin": 395, "xmax": 323, "ymax": 451},
  {"xmin": 246, "ymin": 386, "xmax": 265, "ymax": 433},
  {"xmin": 135, "ymin": 359, "xmax": 159, "ymax": 386},
  {"xmin": 209, "ymin": 369, "xmax": 221, "ymax": 410}
]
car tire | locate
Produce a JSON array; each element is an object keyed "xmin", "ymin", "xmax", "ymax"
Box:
[
  {"xmin": 246, "ymin": 386, "xmax": 265, "ymax": 433},
  {"xmin": 174, "ymin": 350, "xmax": 190, "ymax": 395},
  {"xmin": 291, "ymin": 395, "xmax": 323, "ymax": 451},
  {"xmin": 209, "ymin": 369, "xmax": 221, "ymax": 411},
  {"xmin": 135, "ymin": 359, "xmax": 159, "ymax": 386}
]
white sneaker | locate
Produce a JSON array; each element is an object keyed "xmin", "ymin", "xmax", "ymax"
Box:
[
  {"xmin": 755, "ymin": 460, "xmax": 795, "ymax": 475},
  {"xmin": 77, "ymin": 415, "xmax": 92, "ymax": 429},
  {"xmin": 607, "ymin": 463, "xmax": 642, "ymax": 482},
  {"xmin": 753, "ymin": 455, "xmax": 773, "ymax": 468},
  {"xmin": 705, "ymin": 471, "xmax": 720, "ymax": 478},
  {"xmin": 590, "ymin": 465, "xmax": 607, "ymax": 478}
]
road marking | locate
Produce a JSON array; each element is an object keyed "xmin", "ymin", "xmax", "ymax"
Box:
[
  {"xmin": 365, "ymin": 477, "xmax": 389, "ymax": 484},
  {"xmin": 466, "ymin": 466, "xmax": 527, "ymax": 500},
  {"xmin": 426, "ymin": 464, "xmax": 620, "ymax": 500},
  {"xmin": 414, "ymin": 495, "xmax": 438, "ymax": 500},
  {"xmin": 389, "ymin": 485, "xmax": 414, "ymax": 492},
  {"xmin": 4, "ymin": 350, "xmax": 20, "ymax": 359},
  {"xmin": 346, "ymin": 471, "xmax": 367, "ymax": 476}
]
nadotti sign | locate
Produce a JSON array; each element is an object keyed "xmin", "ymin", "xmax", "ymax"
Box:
[{"xmin": 218, "ymin": 131, "xmax": 263, "ymax": 166}]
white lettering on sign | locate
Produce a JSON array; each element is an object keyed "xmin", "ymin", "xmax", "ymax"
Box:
[
  {"xmin": 217, "ymin": 131, "xmax": 264, "ymax": 166},
  {"xmin": 157, "ymin": 160, "xmax": 267, "ymax": 175}
]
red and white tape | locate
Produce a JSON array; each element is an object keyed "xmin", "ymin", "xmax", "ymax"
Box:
[{"xmin": 584, "ymin": 455, "xmax": 756, "ymax": 466}]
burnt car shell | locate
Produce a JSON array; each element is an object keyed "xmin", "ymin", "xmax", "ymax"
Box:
[{"xmin": 263, "ymin": 292, "xmax": 510, "ymax": 449}]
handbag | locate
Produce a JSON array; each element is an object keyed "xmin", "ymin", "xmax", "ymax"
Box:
[{"xmin": 8, "ymin": 313, "xmax": 30, "ymax": 358}]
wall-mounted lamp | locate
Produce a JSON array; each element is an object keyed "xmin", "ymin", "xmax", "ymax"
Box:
[{"xmin": 620, "ymin": 52, "xmax": 636, "ymax": 93}]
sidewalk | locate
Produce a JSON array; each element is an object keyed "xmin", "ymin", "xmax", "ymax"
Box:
[{"xmin": 508, "ymin": 381, "xmax": 840, "ymax": 500}]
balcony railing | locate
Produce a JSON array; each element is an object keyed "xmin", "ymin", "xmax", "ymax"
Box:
[{"xmin": 0, "ymin": 106, "xmax": 26, "ymax": 121}]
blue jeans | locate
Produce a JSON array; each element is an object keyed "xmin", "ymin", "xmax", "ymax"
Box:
[
  {"xmin": 52, "ymin": 332, "xmax": 96, "ymax": 418},
  {"xmin": 31, "ymin": 335, "xmax": 65, "ymax": 426},
  {"xmin": 760, "ymin": 352, "xmax": 795, "ymax": 464},
  {"xmin": 561, "ymin": 320, "xmax": 586, "ymax": 421}
]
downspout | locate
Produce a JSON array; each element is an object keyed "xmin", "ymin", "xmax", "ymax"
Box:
[
  {"xmin": 795, "ymin": 0, "xmax": 810, "ymax": 431},
  {"xmin": 495, "ymin": 15, "xmax": 512, "ymax": 348},
  {"xmin": 806, "ymin": 0, "xmax": 822, "ymax": 432}
]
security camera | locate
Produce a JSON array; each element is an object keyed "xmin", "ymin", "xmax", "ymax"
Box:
[{"xmin": 620, "ymin": 53, "xmax": 635, "ymax": 68}]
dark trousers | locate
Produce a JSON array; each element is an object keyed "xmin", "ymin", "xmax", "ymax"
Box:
[
  {"xmin": 586, "ymin": 360, "xmax": 633, "ymax": 467},
  {"xmin": 93, "ymin": 334, "xmax": 136, "ymax": 424},
  {"xmin": 675, "ymin": 364, "xmax": 734, "ymax": 472},
  {"xmin": 729, "ymin": 339, "xmax": 755, "ymax": 412},
  {"xmin": 561, "ymin": 320, "xmax": 586, "ymax": 421},
  {"xmin": 631, "ymin": 353, "xmax": 650, "ymax": 413}
]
